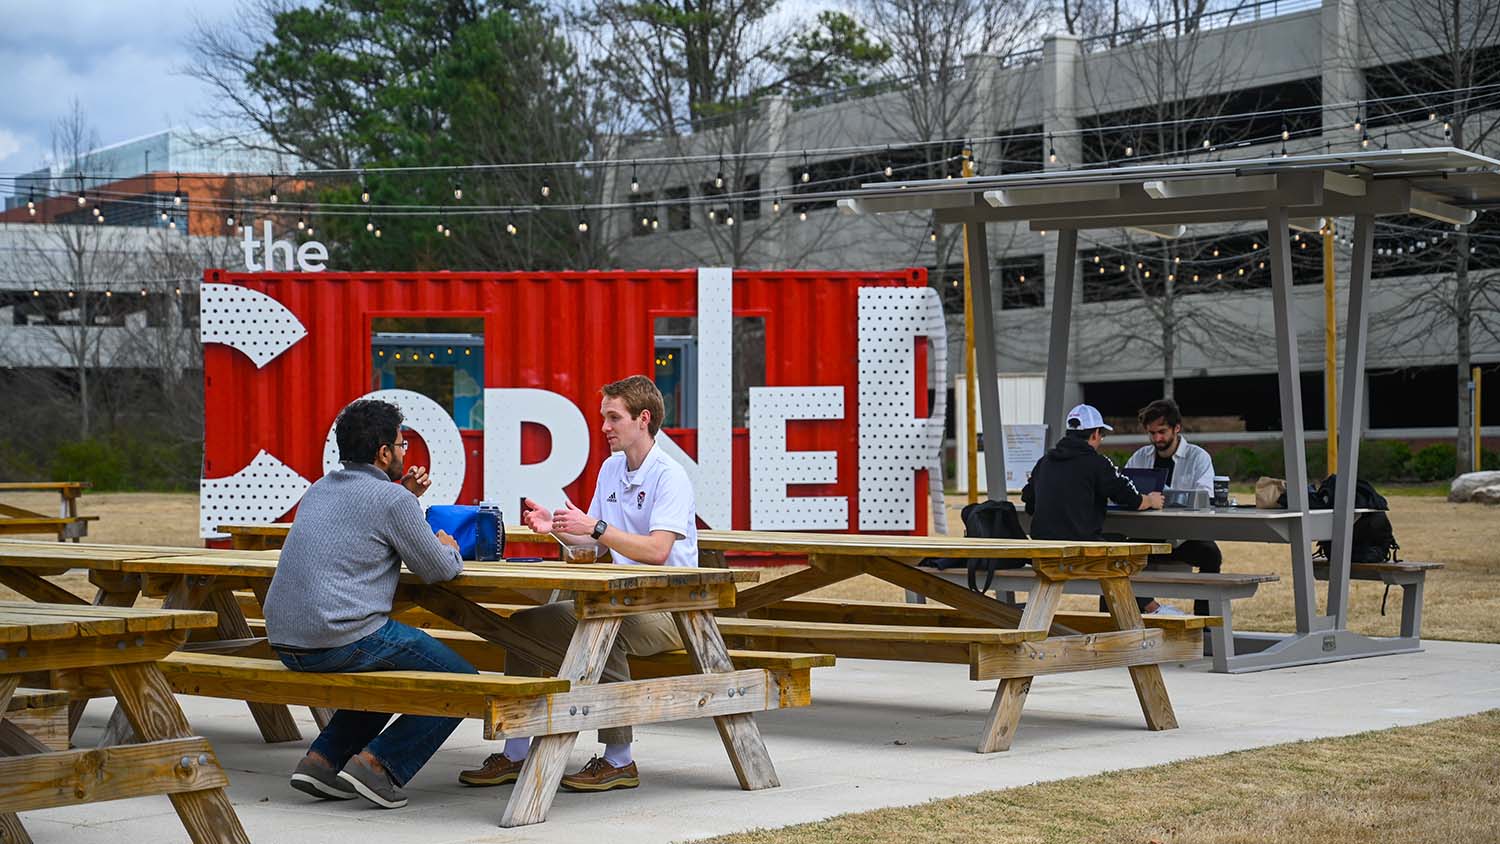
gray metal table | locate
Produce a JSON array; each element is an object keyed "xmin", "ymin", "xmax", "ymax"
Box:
[{"xmin": 834, "ymin": 147, "xmax": 1500, "ymax": 672}]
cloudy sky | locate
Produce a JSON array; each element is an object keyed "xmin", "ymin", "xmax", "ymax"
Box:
[{"xmin": 0, "ymin": 2, "xmax": 239, "ymax": 176}]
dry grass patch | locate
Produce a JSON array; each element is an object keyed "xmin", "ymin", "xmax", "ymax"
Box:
[
  {"xmin": 749, "ymin": 494, "xmax": 1500, "ymax": 644},
  {"xmin": 701, "ymin": 710, "xmax": 1500, "ymax": 844}
]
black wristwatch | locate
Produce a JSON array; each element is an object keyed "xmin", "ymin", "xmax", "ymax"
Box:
[{"xmin": 591, "ymin": 519, "xmax": 608, "ymax": 540}]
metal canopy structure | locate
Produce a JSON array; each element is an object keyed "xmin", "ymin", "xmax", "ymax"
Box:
[{"xmin": 837, "ymin": 147, "xmax": 1500, "ymax": 671}]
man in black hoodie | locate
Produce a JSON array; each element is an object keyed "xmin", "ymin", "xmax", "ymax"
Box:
[{"xmin": 1022, "ymin": 403, "xmax": 1163, "ymax": 542}]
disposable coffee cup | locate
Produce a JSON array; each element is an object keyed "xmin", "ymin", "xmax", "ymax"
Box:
[{"xmin": 1212, "ymin": 476, "xmax": 1231, "ymax": 507}]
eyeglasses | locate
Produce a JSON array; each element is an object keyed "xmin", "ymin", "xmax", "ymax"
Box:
[{"xmin": 386, "ymin": 440, "xmax": 410, "ymax": 453}]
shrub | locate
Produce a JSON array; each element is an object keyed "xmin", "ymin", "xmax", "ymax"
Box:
[
  {"xmin": 50, "ymin": 439, "xmax": 128, "ymax": 491},
  {"xmin": 1211, "ymin": 446, "xmax": 1265, "ymax": 481},
  {"xmin": 1484, "ymin": 448, "xmax": 1499, "ymax": 471},
  {"xmin": 1411, "ymin": 443, "xmax": 1458, "ymax": 481},
  {"xmin": 1358, "ymin": 440, "xmax": 1412, "ymax": 482}
]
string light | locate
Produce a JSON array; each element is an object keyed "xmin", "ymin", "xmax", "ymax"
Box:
[
  {"xmin": 26, "ymin": 188, "xmax": 36, "ymax": 215},
  {"xmin": 298, "ymin": 210, "xmax": 307, "ymax": 231},
  {"xmin": 929, "ymin": 229, "xmax": 937, "ymax": 242},
  {"xmin": 268, "ymin": 174, "xmax": 278, "ymax": 204},
  {"xmin": 76, "ymin": 178, "xmax": 87, "ymax": 206},
  {"xmin": 1202, "ymin": 137, "xmax": 1211, "ymax": 150},
  {"xmin": 714, "ymin": 156, "xmax": 725, "ymax": 189},
  {"xmin": 360, "ymin": 172, "xmax": 370, "ymax": 204},
  {"xmin": 1124, "ymin": 141, "xmax": 1134, "ymax": 157},
  {"xmin": 884, "ymin": 146, "xmax": 894, "ymax": 178},
  {"xmin": 1353, "ymin": 104, "xmax": 1363, "ymax": 133},
  {"xmin": 1360, "ymin": 128, "xmax": 1370, "ymax": 148},
  {"xmin": 225, "ymin": 207, "xmax": 236, "ymax": 227},
  {"xmin": 799, "ymin": 210, "xmax": 807, "ymax": 221},
  {"xmin": 173, "ymin": 173, "xmax": 183, "ymax": 206},
  {"xmin": 800, "ymin": 152, "xmax": 810, "ymax": 183},
  {"xmin": 375, "ymin": 224, "xmax": 382, "ymax": 238},
  {"xmin": 366, "ymin": 216, "xmax": 375, "ymax": 233},
  {"xmin": 772, "ymin": 196, "xmax": 781, "ymax": 214},
  {"xmin": 650, "ymin": 218, "xmax": 659, "ymax": 230},
  {"xmin": 577, "ymin": 217, "xmax": 589, "ymax": 233},
  {"xmin": 726, "ymin": 214, "xmax": 735, "ymax": 227},
  {"xmin": 541, "ymin": 179, "xmax": 551, "ymax": 198},
  {"xmin": 1047, "ymin": 133, "xmax": 1057, "ymax": 164},
  {"xmin": 629, "ymin": 163, "xmax": 639, "ymax": 193},
  {"xmin": 452, "ymin": 178, "xmax": 463, "ymax": 201},
  {"xmin": 168, "ymin": 214, "xmax": 176, "ymax": 230},
  {"xmin": 505, "ymin": 217, "xmax": 518, "ymax": 236}
]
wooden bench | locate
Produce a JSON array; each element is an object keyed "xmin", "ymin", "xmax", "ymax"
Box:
[
  {"xmin": 0, "ymin": 482, "xmax": 96, "ymax": 542},
  {"xmin": 1313, "ymin": 561, "xmax": 1443, "ymax": 641},
  {"xmin": 714, "ymin": 612, "xmax": 1213, "ymax": 680},
  {"xmin": 155, "ymin": 649, "xmax": 818, "ymax": 744},
  {"xmin": 921, "ymin": 566, "xmax": 1277, "ymax": 673},
  {"xmin": 230, "ymin": 611, "xmax": 835, "ymax": 689}
]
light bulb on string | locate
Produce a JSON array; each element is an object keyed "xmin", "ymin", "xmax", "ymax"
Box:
[
  {"xmin": 799, "ymin": 210, "xmax": 807, "ymax": 221},
  {"xmin": 725, "ymin": 215, "xmax": 735, "ymax": 227},
  {"xmin": 506, "ymin": 218, "xmax": 518, "ymax": 236},
  {"xmin": 630, "ymin": 163, "xmax": 639, "ymax": 193},
  {"xmin": 1353, "ymin": 104, "xmax": 1363, "ymax": 133},
  {"xmin": 714, "ymin": 156, "xmax": 725, "ymax": 189},
  {"xmin": 541, "ymin": 179, "xmax": 551, "ymax": 198},
  {"xmin": 298, "ymin": 211, "xmax": 306, "ymax": 231},
  {"xmin": 226, "ymin": 207, "xmax": 235, "ymax": 227},
  {"xmin": 1443, "ymin": 119, "xmax": 1452, "ymax": 138},
  {"xmin": 360, "ymin": 172, "xmax": 370, "ymax": 204},
  {"xmin": 168, "ymin": 214, "xmax": 176, "ymax": 230},
  {"xmin": 92, "ymin": 206, "xmax": 100, "ymax": 217},
  {"xmin": 173, "ymin": 173, "xmax": 183, "ymax": 206},
  {"xmin": 1124, "ymin": 142, "xmax": 1134, "ymax": 157},
  {"xmin": 1202, "ymin": 137, "xmax": 1211, "ymax": 150},
  {"xmin": 374, "ymin": 225, "xmax": 382, "ymax": 238},
  {"xmin": 708, "ymin": 208, "xmax": 717, "ymax": 222},
  {"xmin": 577, "ymin": 218, "xmax": 589, "ymax": 233},
  {"xmin": 800, "ymin": 152, "xmax": 810, "ymax": 183},
  {"xmin": 268, "ymin": 174, "xmax": 278, "ymax": 204},
  {"xmin": 452, "ymin": 178, "xmax": 463, "ymax": 201},
  {"xmin": 443, "ymin": 226, "xmax": 451, "ymax": 238},
  {"xmin": 26, "ymin": 189, "xmax": 35, "ymax": 213},
  {"xmin": 1281, "ymin": 125, "xmax": 1290, "ymax": 142},
  {"xmin": 160, "ymin": 209, "xmax": 169, "ymax": 222},
  {"xmin": 884, "ymin": 146, "xmax": 894, "ymax": 178},
  {"xmin": 772, "ymin": 196, "xmax": 782, "ymax": 214},
  {"xmin": 1047, "ymin": 133, "xmax": 1057, "ymax": 164},
  {"xmin": 1360, "ymin": 129, "xmax": 1370, "ymax": 148},
  {"xmin": 366, "ymin": 216, "xmax": 375, "ymax": 233},
  {"xmin": 650, "ymin": 218, "xmax": 659, "ymax": 230},
  {"xmin": 929, "ymin": 229, "xmax": 937, "ymax": 242}
]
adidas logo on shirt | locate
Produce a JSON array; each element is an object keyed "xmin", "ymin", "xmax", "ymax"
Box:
[{"xmin": 606, "ymin": 492, "xmax": 617, "ymax": 502}]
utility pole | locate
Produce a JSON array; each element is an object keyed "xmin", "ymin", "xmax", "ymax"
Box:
[{"xmin": 962, "ymin": 147, "xmax": 979, "ymax": 503}]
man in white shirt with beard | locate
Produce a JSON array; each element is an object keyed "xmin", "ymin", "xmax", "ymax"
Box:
[{"xmin": 1125, "ymin": 398, "xmax": 1221, "ymax": 615}]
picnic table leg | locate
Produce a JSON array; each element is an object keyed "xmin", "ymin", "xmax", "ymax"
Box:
[
  {"xmin": 248, "ymin": 581, "xmax": 332, "ymax": 728},
  {"xmin": 673, "ymin": 609, "xmax": 780, "ymax": 790},
  {"xmin": 500, "ymin": 616, "xmax": 623, "ymax": 828},
  {"xmin": 0, "ymin": 676, "xmax": 35, "ymax": 844},
  {"xmin": 1099, "ymin": 577, "xmax": 1178, "ymax": 731},
  {"xmin": 726, "ymin": 557, "xmax": 858, "ymax": 616},
  {"xmin": 204, "ymin": 590, "xmax": 302, "ymax": 743},
  {"xmin": 70, "ymin": 578, "xmax": 142, "ymax": 739},
  {"xmin": 977, "ymin": 579, "xmax": 1066, "ymax": 753},
  {"xmin": 103, "ymin": 663, "xmax": 249, "ymax": 844}
]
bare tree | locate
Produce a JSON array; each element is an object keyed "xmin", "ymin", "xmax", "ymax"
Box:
[
  {"xmin": 1359, "ymin": 0, "xmax": 1500, "ymax": 471},
  {"xmin": 1069, "ymin": 0, "xmax": 1287, "ymax": 399}
]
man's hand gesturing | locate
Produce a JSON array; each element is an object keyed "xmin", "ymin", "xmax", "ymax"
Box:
[{"xmin": 520, "ymin": 498, "xmax": 554, "ymax": 534}]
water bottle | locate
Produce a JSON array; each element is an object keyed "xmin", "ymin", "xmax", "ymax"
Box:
[{"xmin": 476, "ymin": 500, "xmax": 504, "ymax": 561}]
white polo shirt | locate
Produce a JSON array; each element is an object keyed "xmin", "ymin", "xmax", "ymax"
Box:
[{"xmin": 588, "ymin": 443, "xmax": 699, "ymax": 567}]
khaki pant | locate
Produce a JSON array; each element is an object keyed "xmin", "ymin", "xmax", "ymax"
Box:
[{"xmin": 504, "ymin": 601, "xmax": 682, "ymax": 745}]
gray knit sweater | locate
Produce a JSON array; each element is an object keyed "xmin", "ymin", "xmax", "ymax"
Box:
[{"xmin": 264, "ymin": 462, "xmax": 463, "ymax": 649}]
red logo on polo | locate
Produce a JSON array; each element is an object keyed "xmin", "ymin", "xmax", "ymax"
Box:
[{"xmin": 636, "ymin": 491, "xmax": 647, "ymax": 509}]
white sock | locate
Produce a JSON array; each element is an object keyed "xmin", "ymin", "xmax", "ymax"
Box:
[
  {"xmin": 503, "ymin": 738, "xmax": 530, "ymax": 762},
  {"xmin": 603, "ymin": 742, "xmax": 633, "ymax": 768}
]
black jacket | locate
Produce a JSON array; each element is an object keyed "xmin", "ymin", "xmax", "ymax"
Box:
[{"xmin": 1021, "ymin": 434, "xmax": 1143, "ymax": 540}]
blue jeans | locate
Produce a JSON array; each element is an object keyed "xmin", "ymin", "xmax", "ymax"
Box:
[{"xmin": 275, "ymin": 619, "xmax": 477, "ymax": 786}]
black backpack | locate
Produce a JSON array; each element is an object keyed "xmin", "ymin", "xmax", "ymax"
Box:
[
  {"xmin": 922, "ymin": 500, "xmax": 1029, "ymax": 592},
  {"xmin": 1311, "ymin": 475, "xmax": 1399, "ymax": 564}
]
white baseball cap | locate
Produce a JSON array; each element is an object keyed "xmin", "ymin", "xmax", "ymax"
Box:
[{"xmin": 1066, "ymin": 403, "xmax": 1113, "ymax": 432}]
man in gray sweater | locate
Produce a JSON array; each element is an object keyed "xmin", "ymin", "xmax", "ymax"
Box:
[{"xmin": 264, "ymin": 398, "xmax": 474, "ymax": 809}]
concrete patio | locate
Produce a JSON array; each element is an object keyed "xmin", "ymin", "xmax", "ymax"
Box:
[{"xmin": 20, "ymin": 640, "xmax": 1500, "ymax": 843}]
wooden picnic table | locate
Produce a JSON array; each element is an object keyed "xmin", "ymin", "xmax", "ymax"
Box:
[
  {"xmin": 0, "ymin": 541, "xmax": 784, "ymax": 827},
  {"xmin": 0, "ymin": 601, "xmax": 248, "ymax": 844},
  {"xmin": 213, "ymin": 524, "xmax": 1191, "ymax": 751},
  {"xmin": 0, "ymin": 482, "xmax": 97, "ymax": 542}
]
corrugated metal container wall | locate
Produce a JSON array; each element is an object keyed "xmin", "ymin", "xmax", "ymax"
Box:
[{"xmin": 203, "ymin": 267, "xmax": 930, "ymax": 533}]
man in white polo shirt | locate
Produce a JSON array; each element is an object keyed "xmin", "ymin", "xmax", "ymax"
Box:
[{"xmin": 458, "ymin": 375, "xmax": 696, "ymax": 793}]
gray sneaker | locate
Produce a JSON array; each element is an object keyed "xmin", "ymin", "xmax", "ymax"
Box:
[
  {"xmin": 337, "ymin": 753, "xmax": 408, "ymax": 809},
  {"xmin": 290, "ymin": 754, "xmax": 356, "ymax": 801}
]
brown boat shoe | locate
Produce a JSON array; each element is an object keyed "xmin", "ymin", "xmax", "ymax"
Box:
[
  {"xmin": 458, "ymin": 753, "xmax": 524, "ymax": 787},
  {"xmin": 560, "ymin": 756, "xmax": 640, "ymax": 792}
]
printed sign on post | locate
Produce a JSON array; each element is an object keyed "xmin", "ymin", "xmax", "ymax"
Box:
[{"xmin": 1003, "ymin": 424, "xmax": 1048, "ymax": 492}]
